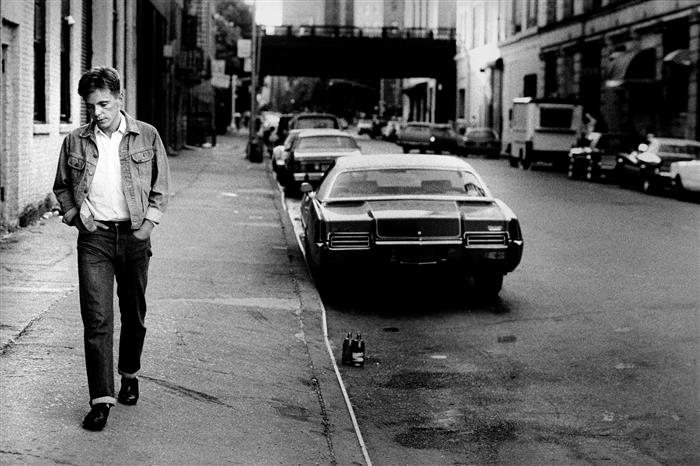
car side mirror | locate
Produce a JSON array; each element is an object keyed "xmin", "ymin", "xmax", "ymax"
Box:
[
  {"xmin": 637, "ymin": 143, "xmax": 649, "ymax": 152},
  {"xmin": 300, "ymin": 182, "xmax": 314, "ymax": 194}
]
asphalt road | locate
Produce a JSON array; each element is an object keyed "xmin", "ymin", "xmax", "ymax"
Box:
[{"xmin": 286, "ymin": 136, "xmax": 700, "ymax": 465}]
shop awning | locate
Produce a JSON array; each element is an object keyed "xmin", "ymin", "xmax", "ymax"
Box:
[
  {"xmin": 605, "ymin": 48, "xmax": 656, "ymax": 88},
  {"xmin": 663, "ymin": 49, "xmax": 691, "ymax": 66}
]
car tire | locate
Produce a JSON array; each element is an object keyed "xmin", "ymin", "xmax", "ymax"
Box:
[
  {"xmin": 473, "ymin": 273, "xmax": 503, "ymax": 298},
  {"xmin": 672, "ymin": 175, "xmax": 686, "ymax": 199},
  {"xmin": 585, "ymin": 162, "xmax": 595, "ymax": 181},
  {"xmin": 567, "ymin": 160, "xmax": 576, "ymax": 179},
  {"xmin": 402, "ymin": 146, "xmax": 410, "ymax": 154}
]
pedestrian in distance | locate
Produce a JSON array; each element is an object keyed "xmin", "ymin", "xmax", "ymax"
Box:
[{"xmin": 53, "ymin": 66, "xmax": 170, "ymax": 431}]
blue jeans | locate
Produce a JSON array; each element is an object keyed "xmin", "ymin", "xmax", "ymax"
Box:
[{"xmin": 77, "ymin": 222, "xmax": 151, "ymax": 406}]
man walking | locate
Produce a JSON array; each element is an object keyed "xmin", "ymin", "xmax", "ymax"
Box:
[{"xmin": 53, "ymin": 67, "xmax": 170, "ymax": 431}]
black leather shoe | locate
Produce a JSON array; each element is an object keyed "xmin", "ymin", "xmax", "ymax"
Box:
[
  {"xmin": 82, "ymin": 403, "xmax": 110, "ymax": 431},
  {"xmin": 117, "ymin": 377, "xmax": 139, "ymax": 405}
]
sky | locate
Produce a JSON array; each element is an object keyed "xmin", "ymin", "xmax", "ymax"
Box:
[{"xmin": 253, "ymin": 0, "xmax": 283, "ymax": 26}]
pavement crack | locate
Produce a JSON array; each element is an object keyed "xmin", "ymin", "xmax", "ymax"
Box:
[
  {"xmin": 140, "ymin": 375, "xmax": 235, "ymax": 408},
  {"xmin": 0, "ymin": 450, "xmax": 78, "ymax": 465}
]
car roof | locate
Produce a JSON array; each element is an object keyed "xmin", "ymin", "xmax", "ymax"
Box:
[
  {"xmin": 651, "ymin": 137, "xmax": 700, "ymax": 146},
  {"xmin": 292, "ymin": 113, "xmax": 338, "ymax": 119},
  {"xmin": 333, "ymin": 153, "xmax": 475, "ymax": 171},
  {"xmin": 295, "ymin": 129, "xmax": 352, "ymax": 137}
]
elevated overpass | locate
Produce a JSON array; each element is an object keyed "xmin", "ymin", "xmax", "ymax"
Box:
[{"xmin": 258, "ymin": 26, "xmax": 457, "ymax": 122}]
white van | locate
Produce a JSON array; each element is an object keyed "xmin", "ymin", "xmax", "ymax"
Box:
[{"xmin": 507, "ymin": 97, "xmax": 583, "ymax": 169}]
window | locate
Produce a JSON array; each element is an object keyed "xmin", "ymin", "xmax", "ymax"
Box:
[
  {"xmin": 562, "ymin": 0, "xmax": 574, "ymax": 19},
  {"xmin": 81, "ymin": 0, "xmax": 93, "ymax": 124},
  {"xmin": 544, "ymin": 52, "xmax": 558, "ymax": 97},
  {"xmin": 523, "ymin": 74, "xmax": 537, "ymax": 98},
  {"xmin": 583, "ymin": 0, "xmax": 602, "ymax": 13},
  {"xmin": 546, "ymin": 0, "xmax": 557, "ymax": 24},
  {"xmin": 512, "ymin": 0, "xmax": 522, "ymax": 34},
  {"xmin": 526, "ymin": 0, "xmax": 538, "ymax": 28},
  {"xmin": 34, "ymin": 0, "xmax": 46, "ymax": 122},
  {"xmin": 540, "ymin": 107, "xmax": 573, "ymax": 128},
  {"xmin": 60, "ymin": 0, "xmax": 71, "ymax": 122},
  {"xmin": 458, "ymin": 89, "xmax": 466, "ymax": 119}
]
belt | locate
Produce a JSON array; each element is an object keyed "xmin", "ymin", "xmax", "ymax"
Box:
[{"xmin": 98, "ymin": 220, "xmax": 131, "ymax": 229}]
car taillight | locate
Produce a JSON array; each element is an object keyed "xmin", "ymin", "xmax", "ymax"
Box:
[{"xmin": 507, "ymin": 219, "xmax": 522, "ymax": 241}]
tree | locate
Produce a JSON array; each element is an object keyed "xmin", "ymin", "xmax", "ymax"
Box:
[{"xmin": 214, "ymin": 0, "xmax": 253, "ymax": 75}]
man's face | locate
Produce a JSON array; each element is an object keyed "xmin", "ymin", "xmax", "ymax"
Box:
[{"xmin": 85, "ymin": 88, "xmax": 122, "ymax": 133}]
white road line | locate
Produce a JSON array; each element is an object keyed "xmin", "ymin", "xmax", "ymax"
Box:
[{"xmin": 285, "ymin": 190, "xmax": 372, "ymax": 466}]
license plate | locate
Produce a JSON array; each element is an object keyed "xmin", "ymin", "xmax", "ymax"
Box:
[{"xmin": 484, "ymin": 251, "xmax": 505, "ymax": 259}]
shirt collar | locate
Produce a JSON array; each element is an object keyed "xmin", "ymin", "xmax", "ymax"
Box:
[{"xmin": 96, "ymin": 114, "xmax": 126, "ymax": 138}]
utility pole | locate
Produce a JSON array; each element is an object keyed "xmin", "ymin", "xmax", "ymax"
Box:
[{"xmin": 247, "ymin": 0, "xmax": 261, "ymax": 162}]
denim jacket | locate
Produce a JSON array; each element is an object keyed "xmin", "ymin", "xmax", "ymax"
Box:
[{"xmin": 53, "ymin": 111, "xmax": 170, "ymax": 230}]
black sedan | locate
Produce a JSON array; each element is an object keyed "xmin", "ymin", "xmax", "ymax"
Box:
[
  {"xmin": 463, "ymin": 127, "xmax": 501, "ymax": 158},
  {"xmin": 397, "ymin": 123, "xmax": 466, "ymax": 156},
  {"xmin": 299, "ymin": 154, "xmax": 523, "ymax": 297},
  {"xmin": 567, "ymin": 132, "xmax": 639, "ymax": 181}
]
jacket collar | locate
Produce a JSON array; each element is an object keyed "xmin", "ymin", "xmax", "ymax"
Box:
[{"xmin": 79, "ymin": 110, "xmax": 140, "ymax": 138}]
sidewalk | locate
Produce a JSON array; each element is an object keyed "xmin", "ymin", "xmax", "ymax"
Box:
[{"xmin": 0, "ymin": 133, "xmax": 365, "ymax": 465}]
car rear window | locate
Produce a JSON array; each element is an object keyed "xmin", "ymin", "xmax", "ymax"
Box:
[
  {"xmin": 659, "ymin": 144, "xmax": 700, "ymax": 158},
  {"xmin": 466, "ymin": 129, "xmax": 497, "ymax": 140},
  {"xmin": 293, "ymin": 118, "xmax": 338, "ymax": 129},
  {"xmin": 328, "ymin": 168, "xmax": 486, "ymax": 198},
  {"xmin": 295, "ymin": 135, "xmax": 359, "ymax": 150}
]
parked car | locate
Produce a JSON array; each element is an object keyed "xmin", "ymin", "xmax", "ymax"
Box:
[
  {"xmin": 567, "ymin": 132, "xmax": 639, "ymax": 181},
  {"xmin": 357, "ymin": 119, "xmax": 373, "ymax": 136},
  {"xmin": 669, "ymin": 160, "xmax": 700, "ymax": 197},
  {"xmin": 271, "ymin": 129, "xmax": 303, "ymax": 176},
  {"xmin": 279, "ymin": 129, "xmax": 362, "ymax": 193},
  {"xmin": 397, "ymin": 122, "xmax": 466, "ymax": 155},
  {"xmin": 299, "ymin": 154, "xmax": 523, "ymax": 297},
  {"xmin": 268, "ymin": 113, "xmax": 294, "ymax": 154},
  {"xmin": 616, "ymin": 137, "xmax": 700, "ymax": 193},
  {"xmin": 289, "ymin": 113, "xmax": 341, "ymax": 130},
  {"xmin": 463, "ymin": 127, "xmax": 500, "ymax": 158},
  {"xmin": 381, "ymin": 119, "xmax": 402, "ymax": 142}
]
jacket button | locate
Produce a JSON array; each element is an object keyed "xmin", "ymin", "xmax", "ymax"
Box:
[{"xmin": 84, "ymin": 189, "xmax": 88, "ymax": 193}]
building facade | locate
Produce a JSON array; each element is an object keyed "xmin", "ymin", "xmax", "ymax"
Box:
[
  {"xmin": 456, "ymin": 0, "xmax": 699, "ymax": 146},
  {"xmin": 0, "ymin": 0, "xmax": 217, "ymax": 228}
]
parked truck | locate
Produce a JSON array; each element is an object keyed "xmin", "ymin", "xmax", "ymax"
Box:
[{"xmin": 506, "ymin": 97, "xmax": 583, "ymax": 170}]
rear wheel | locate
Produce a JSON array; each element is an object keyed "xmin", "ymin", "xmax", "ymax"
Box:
[
  {"xmin": 641, "ymin": 170, "xmax": 655, "ymax": 194},
  {"xmin": 402, "ymin": 145, "xmax": 410, "ymax": 154},
  {"xmin": 672, "ymin": 175, "xmax": 686, "ymax": 199},
  {"xmin": 473, "ymin": 273, "xmax": 504, "ymax": 298}
]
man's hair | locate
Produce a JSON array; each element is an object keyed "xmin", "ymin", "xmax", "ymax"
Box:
[{"xmin": 78, "ymin": 66, "xmax": 121, "ymax": 98}]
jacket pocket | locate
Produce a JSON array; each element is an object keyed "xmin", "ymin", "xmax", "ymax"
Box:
[
  {"xmin": 67, "ymin": 155, "xmax": 86, "ymax": 170},
  {"xmin": 131, "ymin": 149, "xmax": 154, "ymax": 163},
  {"xmin": 67, "ymin": 155, "xmax": 86, "ymax": 185}
]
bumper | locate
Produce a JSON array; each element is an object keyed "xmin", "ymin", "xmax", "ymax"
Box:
[
  {"xmin": 319, "ymin": 241, "xmax": 523, "ymax": 275},
  {"xmin": 293, "ymin": 172, "xmax": 325, "ymax": 182}
]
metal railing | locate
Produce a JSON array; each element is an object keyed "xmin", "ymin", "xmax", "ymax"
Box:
[{"xmin": 261, "ymin": 25, "xmax": 456, "ymax": 40}]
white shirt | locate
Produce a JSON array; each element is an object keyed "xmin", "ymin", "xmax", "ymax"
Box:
[{"xmin": 87, "ymin": 115, "xmax": 130, "ymax": 221}]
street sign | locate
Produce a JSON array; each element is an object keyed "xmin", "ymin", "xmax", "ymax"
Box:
[
  {"xmin": 211, "ymin": 73, "xmax": 230, "ymax": 88},
  {"xmin": 212, "ymin": 59, "xmax": 226, "ymax": 75},
  {"xmin": 237, "ymin": 39, "xmax": 252, "ymax": 58}
]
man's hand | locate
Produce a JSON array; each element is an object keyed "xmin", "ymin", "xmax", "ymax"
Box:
[
  {"xmin": 132, "ymin": 219, "xmax": 155, "ymax": 240},
  {"xmin": 93, "ymin": 221, "xmax": 110, "ymax": 231}
]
